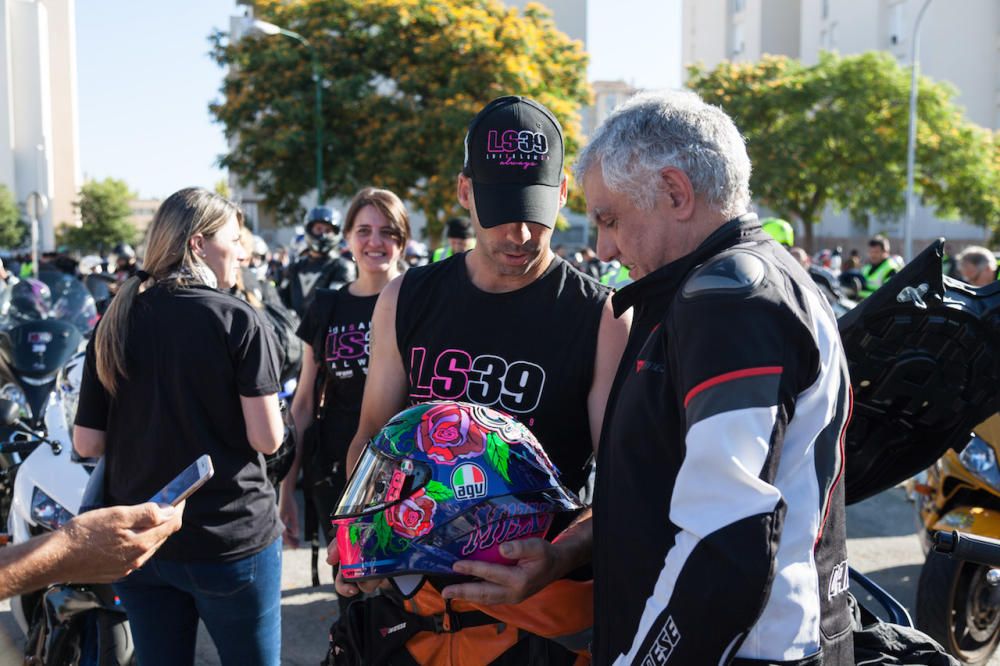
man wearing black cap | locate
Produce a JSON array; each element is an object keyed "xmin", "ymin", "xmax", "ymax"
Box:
[
  {"xmin": 432, "ymin": 216, "xmax": 476, "ymax": 262},
  {"xmin": 280, "ymin": 206, "xmax": 357, "ymax": 317},
  {"xmin": 329, "ymin": 96, "xmax": 629, "ymax": 664}
]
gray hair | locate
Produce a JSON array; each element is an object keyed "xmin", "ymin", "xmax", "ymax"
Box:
[
  {"xmin": 574, "ymin": 91, "xmax": 752, "ymax": 218},
  {"xmin": 958, "ymin": 245, "xmax": 997, "ymax": 273}
]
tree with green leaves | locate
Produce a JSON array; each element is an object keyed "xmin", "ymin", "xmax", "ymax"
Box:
[
  {"xmin": 60, "ymin": 178, "xmax": 137, "ymax": 253},
  {"xmin": 688, "ymin": 52, "xmax": 1000, "ymax": 251},
  {"xmin": 0, "ymin": 184, "xmax": 26, "ymax": 248},
  {"xmin": 209, "ymin": 0, "xmax": 590, "ymax": 239}
]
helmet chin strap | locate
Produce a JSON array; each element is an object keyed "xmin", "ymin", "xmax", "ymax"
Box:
[{"xmin": 389, "ymin": 574, "xmax": 427, "ymax": 599}]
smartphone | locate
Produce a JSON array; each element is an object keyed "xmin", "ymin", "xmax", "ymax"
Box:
[{"xmin": 148, "ymin": 454, "xmax": 214, "ymax": 506}]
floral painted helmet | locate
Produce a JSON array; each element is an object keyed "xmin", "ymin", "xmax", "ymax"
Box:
[{"xmin": 333, "ymin": 401, "xmax": 583, "ymax": 583}]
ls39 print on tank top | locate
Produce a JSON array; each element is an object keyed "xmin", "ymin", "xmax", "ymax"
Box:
[
  {"xmin": 408, "ymin": 347, "xmax": 546, "ymax": 415},
  {"xmin": 324, "ymin": 321, "xmax": 370, "ymax": 378}
]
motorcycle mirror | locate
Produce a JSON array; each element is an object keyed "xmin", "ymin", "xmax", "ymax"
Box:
[{"xmin": 0, "ymin": 399, "xmax": 19, "ymax": 426}]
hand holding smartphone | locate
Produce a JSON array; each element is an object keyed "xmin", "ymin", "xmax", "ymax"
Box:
[{"xmin": 148, "ymin": 455, "xmax": 214, "ymax": 506}]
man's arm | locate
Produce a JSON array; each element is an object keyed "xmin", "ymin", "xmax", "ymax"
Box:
[
  {"xmin": 0, "ymin": 502, "xmax": 183, "ymax": 600},
  {"xmin": 443, "ymin": 298, "xmax": 631, "ymax": 604}
]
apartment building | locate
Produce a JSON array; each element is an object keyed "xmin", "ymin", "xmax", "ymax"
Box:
[
  {"xmin": 0, "ymin": 0, "xmax": 81, "ymax": 250},
  {"xmin": 681, "ymin": 0, "xmax": 1000, "ymax": 253}
]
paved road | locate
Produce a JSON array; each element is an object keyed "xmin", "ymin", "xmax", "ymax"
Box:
[{"xmin": 1, "ymin": 486, "xmax": 996, "ymax": 664}]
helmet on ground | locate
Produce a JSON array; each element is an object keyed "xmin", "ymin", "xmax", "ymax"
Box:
[
  {"xmin": 761, "ymin": 217, "xmax": 794, "ymax": 247},
  {"xmin": 333, "ymin": 401, "xmax": 583, "ymax": 584},
  {"xmin": 304, "ymin": 207, "xmax": 342, "ymax": 254}
]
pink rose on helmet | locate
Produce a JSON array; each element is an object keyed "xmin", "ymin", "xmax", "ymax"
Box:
[
  {"xmin": 417, "ymin": 403, "xmax": 487, "ymax": 464},
  {"xmin": 386, "ymin": 491, "xmax": 436, "ymax": 539}
]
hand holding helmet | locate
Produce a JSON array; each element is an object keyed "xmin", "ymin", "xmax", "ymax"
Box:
[{"xmin": 330, "ymin": 401, "xmax": 583, "ymax": 598}]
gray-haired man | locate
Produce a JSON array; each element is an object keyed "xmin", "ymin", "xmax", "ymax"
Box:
[{"xmin": 580, "ymin": 91, "xmax": 853, "ymax": 664}]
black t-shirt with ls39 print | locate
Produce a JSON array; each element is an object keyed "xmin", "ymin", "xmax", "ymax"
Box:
[{"xmin": 297, "ymin": 285, "xmax": 378, "ymax": 470}]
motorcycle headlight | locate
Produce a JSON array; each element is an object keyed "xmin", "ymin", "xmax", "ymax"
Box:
[
  {"xmin": 959, "ymin": 436, "xmax": 1000, "ymax": 491},
  {"xmin": 0, "ymin": 382, "xmax": 31, "ymax": 420},
  {"xmin": 30, "ymin": 487, "xmax": 74, "ymax": 531}
]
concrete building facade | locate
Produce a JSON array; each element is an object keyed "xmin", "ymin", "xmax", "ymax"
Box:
[
  {"xmin": 0, "ymin": 0, "xmax": 80, "ymax": 250},
  {"xmin": 681, "ymin": 0, "xmax": 1000, "ymax": 254}
]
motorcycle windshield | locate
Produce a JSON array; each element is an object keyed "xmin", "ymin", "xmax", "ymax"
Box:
[
  {"xmin": 839, "ymin": 239, "xmax": 1000, "ymax": 504},
  {"xmin": 39, "ymin": 272, "xmax": 98, "ymax": 335},
  {"xmin": 5, "ymin": 319, "xmax": 83, "ymax": 378}
]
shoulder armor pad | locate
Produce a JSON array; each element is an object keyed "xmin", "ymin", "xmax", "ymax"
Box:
[{"xmin": 681, "ymin": 251, "xmax": 766, "ymax": 299}]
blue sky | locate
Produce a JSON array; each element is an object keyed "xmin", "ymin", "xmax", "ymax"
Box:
[{"xmin": 76, "ymin": 0, "xmax": 681, "ymax": 199}]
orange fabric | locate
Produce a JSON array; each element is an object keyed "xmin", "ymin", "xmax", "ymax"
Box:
[{"xmin": 402, "ymin": 580, "xmax": 594, "ymax": 666}]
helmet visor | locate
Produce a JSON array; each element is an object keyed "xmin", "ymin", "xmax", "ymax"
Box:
[{"xmin": 334, "ymin": 446, "xmax": 431, "ymax": 519}]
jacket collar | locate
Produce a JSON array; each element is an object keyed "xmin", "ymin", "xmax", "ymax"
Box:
[{"xmin": 612, "ymin": 213, "xmax": 762, "ymax": 318}]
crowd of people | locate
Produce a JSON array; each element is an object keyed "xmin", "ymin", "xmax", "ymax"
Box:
[{"xmin": 3, "ymin": 88, "xmax": 998, "ymax": 666}]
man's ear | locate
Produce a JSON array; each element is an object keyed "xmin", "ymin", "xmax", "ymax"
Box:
[
  {"xmin": 660, "ymin": 167, "xmax": 696, "ymax": 221},
  {"xmin": 457, "ymin": 173, "xmax": 473, "ymax": 211}
]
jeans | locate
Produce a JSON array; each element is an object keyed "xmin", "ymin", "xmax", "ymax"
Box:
[{"xmin": 113, "ymin": 538, "xmax": 282, "ymax": 666}]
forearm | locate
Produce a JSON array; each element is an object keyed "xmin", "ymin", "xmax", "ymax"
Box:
[
  {"xmin": 0, "ymin": 531, "xmax": 66, "ymax": 599},
  {"xmin": 550, "ymin": 509, "xmax": 593, "ymax": 578},
  {"xmin": 345, "ymin": 433, "xmax": 368, "ymax": 477}
]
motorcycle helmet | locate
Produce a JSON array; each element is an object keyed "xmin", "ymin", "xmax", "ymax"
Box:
[
  {"xmin": 761, "ymin": 217, "xmax": 794, "ymax": 247},
  {"xmin": 252, "ymin": 235, "xmax": 269, "ymax": 258},
  {"xmin": 77, "ymin": 255, "xmax": 103, "ymax": 275},
  {"xmin": 9, "ymin": 278, "xmax": 51, "ymax": 320},
  {"xmin": 333, "ymin": 401, "xmax": 583, "ymax": 584},
  {"xmin": 304, "ymin": 207, "xmax": 342, "ymax": 255},
  {"xmin": 113, "ymin": 243, "xmax": 136, "ymax": 261}
]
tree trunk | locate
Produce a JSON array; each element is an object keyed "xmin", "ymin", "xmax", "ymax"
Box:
[{"xmin": 801, "ymin": 216, "xmax": 816, "ymax": 254}]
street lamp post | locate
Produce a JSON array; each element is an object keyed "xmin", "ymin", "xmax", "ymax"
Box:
[
  {"xmin": 903, "ymin": 0, "xmax": 933, "ymax": 263},
  {"xmin": 250, "ymin": 19, "xmax": 324, "ymax": 207}
]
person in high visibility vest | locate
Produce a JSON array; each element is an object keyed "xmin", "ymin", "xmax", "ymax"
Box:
[
  {"xmin": 859, "ymin": 234, "xmax": 902, "ymax": 298},
  {"xmin": 432, "ymin": 216, "xmax": 475, "ymax": 261},
  {"xmin": 600, "ymin": 262, "xmax": 631, "ymax": 289},
  {"xmin": 760, "ymin": 217, "xmax": 794, "ymax": 247},
  {"xmin": 956, "ymin": 245, "xmax": 998, "ymax": 287}
]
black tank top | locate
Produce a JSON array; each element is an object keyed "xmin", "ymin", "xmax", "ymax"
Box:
[
  {"xmin": 297, "ymin": 285, "xmax": 378, "ymax": 465},
  {"xmin": 396, "ymin": 254, "xmax": 609, "ymax": 492}
]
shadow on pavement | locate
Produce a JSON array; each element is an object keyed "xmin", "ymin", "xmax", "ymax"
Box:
[
  {"xmin": 847, "ymin": 486, "xmax": 923, "ymax": 539},
  {"xmin": 855, "ymin": 563, "xmax": 924, "ymax": 617}
]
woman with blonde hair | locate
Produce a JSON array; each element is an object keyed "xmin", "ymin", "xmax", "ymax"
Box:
[
  {"xmin": 279, "ymin": 187, "xmax": 409, "ymax": 596},
  {"xmin": 73, "ymin": 187, "xmax": 285, "ymax": 666}
]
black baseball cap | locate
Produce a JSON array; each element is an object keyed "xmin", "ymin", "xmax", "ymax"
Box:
[
  {"xmin": 445, "ymin": 217, "xmax": 474, "ymax": 239},
  {"xmin": 462, "ymin": 96, "xmax": 564, "ymax": 229}
]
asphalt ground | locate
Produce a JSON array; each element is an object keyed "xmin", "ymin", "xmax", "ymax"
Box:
[{"xmin": 2, "ymin": 486, "xmax": 998, "ymax": 665}]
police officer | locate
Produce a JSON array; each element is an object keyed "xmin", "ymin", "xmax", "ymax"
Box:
[
  {"xmin": 431, "ymin": 216, "xmax": 475, "ymax": 261},
  {"xmin": 280, "ymin": 206, "xmax": 357, "ymax": 317}
]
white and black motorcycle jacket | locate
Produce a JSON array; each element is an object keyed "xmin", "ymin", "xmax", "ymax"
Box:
[{"xmin": 593, "ymin": 215, "xmax": 853, "ymax": 665}]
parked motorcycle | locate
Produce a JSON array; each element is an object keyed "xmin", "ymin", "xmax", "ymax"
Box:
[
  {"xmin": 0, "ymin": 275, "xmax": 132, "ymax": 664},
  {"xmin": 839, "ymin": 240, "xmax": 1000, "ymax": 665},
  {"xmin": 909, "ymin": 412, "xmax": 1000, "ymax": 664}
]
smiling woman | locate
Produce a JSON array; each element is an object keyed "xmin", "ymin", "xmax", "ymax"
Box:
[{"xmin": 280, "ymin": 186, "xmax": 410, "ymax": 616}]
